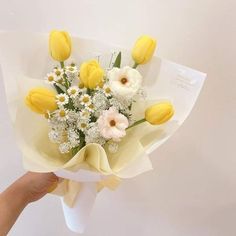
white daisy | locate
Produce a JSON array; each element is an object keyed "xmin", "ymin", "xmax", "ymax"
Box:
[
  {"xmin": 57, "ymin": 108, "xmax": 69, "ymax": 121},
  {"xmin": 67, "ymin": 86, "xmax": 79, "ymax": 98},
  {"xmin": 53, "ymin": 68, "xmax": 64, "ymax": 84},
  {"xmin": 77, "ymin": 120, "xmax": 89, "ymax": 131},
  {"xmin": 78, "ymin": 82, "xmax": 87, "ymax": 94},
  {"xmin": 102, "ymin": 84, "xmax": 112, "ymax": 97},
  {"xmin": 66, "ymin": 65, "xmax": 78, "ymax": 73},
  {"xmin": 86, "ymin": 103, "xmax": 95, "ymax": 113},
  {"xmin": 79, "ymin": 94, "xmax": 92, "ymax": 106},
  {"xmin": 53, "ymin": 67, "xmax": 63, "ymax": 77},
  {"xmin": 79, "ymin": 110, "xmax": 91, "ymax": 120},
  {"xmin": 65, "ymin": 65, "xmax": 79, "ymax": 80},
  {"xmin": 56, "ymin": 94, "xmax": 69, "ymax": 106},
  {"xmin": 45, "ymin": 72, "xmax": 56, "ymax": 84}
]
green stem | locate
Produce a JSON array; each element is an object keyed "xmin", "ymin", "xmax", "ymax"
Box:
[
  {"xmin": 133, "ymin": 62, "xmax": 139, "ymax": 69},
  {"xmin": 60, "ymin": 61, "xmax": 65, "ymax": 68},
  {"xmin": 127, "ymin": 118, "xmax": 146, "ymax": 130},
  {"xmin": 87, "ymin": 88, "xmax": 92, "ymax": 95}
]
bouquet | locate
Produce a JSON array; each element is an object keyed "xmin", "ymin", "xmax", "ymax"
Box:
[{"xmin": 0, "ymin": 31, "xmax": 206, "ymax": 233}]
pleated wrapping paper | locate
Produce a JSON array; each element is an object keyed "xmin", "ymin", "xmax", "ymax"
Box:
[{"xmin": 0, "ymin": 31, "xmax": 206, "ymax": 233}]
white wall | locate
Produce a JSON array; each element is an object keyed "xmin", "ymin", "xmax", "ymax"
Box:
[{"xmin": 0, "ymin": 0, "xmax": 235, "ymax": 235}]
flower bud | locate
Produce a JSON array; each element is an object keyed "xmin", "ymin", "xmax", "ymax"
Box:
[
  {"xmin": 80, "ymin": 60, "xmax": 104, "ymax": 89},
  {"xmin": 132, "ymin": 35, "xmax": 157, "ymax": 65},
  {"xmin": 145, "ymin": 102, "xmax": 174, "ymax": 125},
  {"xmin": 25, "ymin": 88, "xmax": 57, "ymax": 114},
  {"xmin": 49, "ymin": 30, "xmax": 71, "ymax": 62}
]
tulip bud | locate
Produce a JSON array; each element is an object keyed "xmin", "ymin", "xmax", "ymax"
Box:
[
  {"xmin": 49, "ymin": 30, "xmax": 71, "ymax": 62},
  {"xmin": 80, "ymin": 60, "xmax": 104, "ymax": 89},
  {"xmin": 25, "ymin": 88, "xmax": 57, "ymax": 114},
  {"xmin": 132, "ymin": 35, "xmax": 157, "ymax": 65},
  {"xmin": 145, "ymin": 102, "xmax": 174, "ymax": 125}
]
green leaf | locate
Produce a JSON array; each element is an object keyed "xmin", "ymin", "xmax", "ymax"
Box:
[
  {"xmin": 54, "ymin": 84, "xmax": 64, "ymax": 94},
  {"xmin": 113, "ymin": 52, "xmax": 121, "ymax": 68}
]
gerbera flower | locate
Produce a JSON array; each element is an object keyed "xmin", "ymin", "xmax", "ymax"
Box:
[
  {"xmin": 107, "ymin": 66, "xmax": 142, "ymax": 99},
  {"xmin": 97, "ymin": 107, "xmax": 129, "ymax": 141}
]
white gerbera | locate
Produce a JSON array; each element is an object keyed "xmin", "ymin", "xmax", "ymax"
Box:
[
  {"xmin": 108, "ymin": 66, "xmax": 142, "ymax": 99},
  {"xmin": 45, "ymin": 72, "xmax": 56, "ymax": 85},
  {"xmin": 56, "ymin": 94, "xmax": 69, "ymax": 106},
  {"xmin": 97, "ymin": 107, "xmax": 129, "ymax": 141},
  {"xmin": 68, "ymin": 86, "xmax": 79, "ymax": 98}
]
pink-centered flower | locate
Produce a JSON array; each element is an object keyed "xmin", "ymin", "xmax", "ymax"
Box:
[{"xmin": 97, "ymin": 107, "xmax": 129, "ymax": 141}]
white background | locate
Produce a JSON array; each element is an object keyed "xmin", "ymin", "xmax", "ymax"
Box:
[{"xmin": 0, "ymin": 0, "xmax": 235, "ymax": 235}]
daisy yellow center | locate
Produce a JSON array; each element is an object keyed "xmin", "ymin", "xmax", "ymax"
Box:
[
  {"xmin": 120, "ymin": 77, "xmax": 128, "ymax": 84},
  {"xmin": 110, "ymin": 119, "xmax": 116, "ymax": 127},
  {"xmin": 88, "ymin": 104, "xmax": 94, "ymax": 109},
  {"xmin": 69, "ymin": 67, "xmax": 74, "ymax": 71},
  {"xmin": 59, "ymin": 110, "xmax": 66, "ymax": 117},
  {"xmin": 82, "ymin": 111, "xmax": 89, "ymax": 117},
  {"xmin": 71, "ymin": 89, "xmax": 76, "ymax": 94},
  {"xmin": 79, "ymin": 83, "xmax": 84, "ymax": 89},
  {"xmin": 82, "ymin": 97, "xmax": 89, "ymax": 103},
  {"xmin": 81, "ymin": 123, "xmax": 87, "ymax": 128},
  {"xmin": 59, "ymin": 97, "xmax": 65, "ymax": 102},
  {"xmin": 48, "ymin": 76, "xmax": 54, "ymax": 82},
  {"xmin": 105, "ymin": 87, "xmax": 111, "ymax": 93},
  {"xmin": 55, "ymin": 70, "xmax": 61, "ymax": 76}
]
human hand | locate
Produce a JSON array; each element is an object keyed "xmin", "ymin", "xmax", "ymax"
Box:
[
  {"xmin": 0, "ymin": 172, "xmax": 59, "ymax": 235},
  {"xmin": 15, "ymin": 172, "xmax": 59, "ymax": 203}
]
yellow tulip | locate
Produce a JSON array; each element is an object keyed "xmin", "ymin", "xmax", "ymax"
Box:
[
  {"xmin": 145, "ymin": 102, "xmax": 174, "ymax": 125},
  {"xmin": 80, "ymin": 60, "xmax": 104, "ymax": 89},
  {"xmin": 132, "ymin": 35, "xmax": 157, "ymax": 65},
  {"xmin": 25, "ymin": 88, "xmax": 57, "ymax": 114},
  {"xmin": 49, "ymin": 30, "xmax": 71, "ymax": 62}
]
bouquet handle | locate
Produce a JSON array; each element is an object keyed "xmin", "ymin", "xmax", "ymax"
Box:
[{"xmin": 61, "ymin": 182, "xmax": 97, "ymax": 233}]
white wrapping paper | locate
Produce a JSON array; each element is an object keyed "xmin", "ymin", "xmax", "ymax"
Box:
[{"xmin": 0, "ymin": 31, "xmax": 206, "ymax": 233}]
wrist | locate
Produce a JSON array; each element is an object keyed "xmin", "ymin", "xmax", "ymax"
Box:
[{"xmin": 5, "ymin": 179, "xmax": 31, "ymax": 207}]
